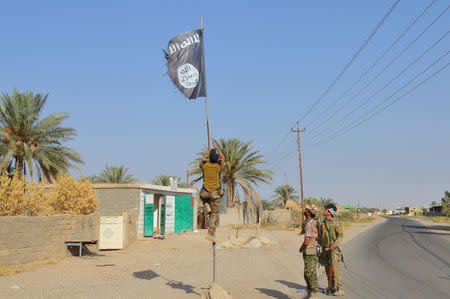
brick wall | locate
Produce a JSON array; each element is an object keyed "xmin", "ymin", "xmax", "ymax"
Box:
[{"xmin": 0, "ymin": 213, "xmax": 100, "ymax": 266}]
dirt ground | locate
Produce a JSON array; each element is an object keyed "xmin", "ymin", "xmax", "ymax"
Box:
[{"xmin": 0, "ymin": 217, "xmax": 385, "ymax": 299}]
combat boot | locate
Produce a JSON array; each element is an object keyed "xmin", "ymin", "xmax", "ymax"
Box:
[{"xmin": 308, "ymin": 291, "xmax": 318, "ymax": 298}]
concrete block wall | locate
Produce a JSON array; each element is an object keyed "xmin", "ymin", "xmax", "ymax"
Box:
[
  {"xmin": 263, "ymin": 209, "xmax": 292, "ymax": 225},
  {"xmin": 0, "ymin": 213, "xmax": 100, "ymax": 266},
  {"xmin": 96, "ymin": 188, "xmax": 141, "ymax": 215},
  {"xmin": 165, "ymin": 195, "xmax": 175, "ymax": 233},
  {"xmin": 219, "ymin": 207, "xmax": 244, "ymax": 226},
  {"xmin": 122, "ymin": 212, "xmax": 138, "ymax": 248}
]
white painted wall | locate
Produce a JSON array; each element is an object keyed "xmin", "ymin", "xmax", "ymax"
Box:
[
  {"xmin": 138, "ymin": 191, "xmax": 145, "ymax": 236},
  {"xmin": 165, "ymin": 195, "xmax": 175, "ymax": 233}
]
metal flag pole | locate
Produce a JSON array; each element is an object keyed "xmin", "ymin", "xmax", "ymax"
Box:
[
  {"xmin": 201, "ymin": 16, "xmax": 216, "ymax": 284},
  {"xmin": 201, "ymin": 16, "xmax": 211, "ymax": 150}
]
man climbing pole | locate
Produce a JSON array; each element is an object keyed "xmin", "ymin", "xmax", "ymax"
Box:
[
  {"xmin": 319, "ymin": 203, "xmax": 344, "ymax": 296},
  {"xmin": 199, "ymin": 140, "xmax": 225, "ymax": 243},
  {"xmin": 299, "ymin": 206, "xmax": 320, "ymax": 298}
]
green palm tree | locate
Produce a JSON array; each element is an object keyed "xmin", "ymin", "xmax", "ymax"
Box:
[
  {"xmin": 272, "ymin": 185, "xmax": 299, "ymax": 208},
  {"xmin": 84, "ymin": 175, "xmax": 99, "ymax": 183},
  {"xmin": 97, "ymin": 165, "xmax": 137, "ymax": 184},
  {"xmin": 320, "ymin": 197, "xmax": 336, "ymax": 210},
  {"xmin": 0, "ymin": 88, "xmax": 83, "ymax": 181},
  {"xmin": 151, "ymin": 174, "xmax": 187, "ymax": 188},
  {"xmin": 190, "ymin": 138, "xmax": 272, "ymax": 208},
  {"xmin": 304, "ymin": 197, "xmax": 319, "ymax": 206}
]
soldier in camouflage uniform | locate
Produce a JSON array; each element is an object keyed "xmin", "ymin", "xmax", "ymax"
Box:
[
  {"xmin": 319, "ymin": 203, "xmax": 344, "ymax": 296},
  {"xmin": 299, "ymin": 206, "xmax": 319, "ymax": 298}
]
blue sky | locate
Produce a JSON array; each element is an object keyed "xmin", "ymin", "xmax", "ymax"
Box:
[{"xmin": 1, "ymin": 0, "xmax": 448, "ymax": 209}]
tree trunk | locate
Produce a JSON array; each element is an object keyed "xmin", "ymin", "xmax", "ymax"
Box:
[
  {"xmin": 15, "ymin": 156, "xmax": 23, "ymax": 178},
  {"xmin": 226, "ymin": 180, "xmax": 234, "ymax": 208}
]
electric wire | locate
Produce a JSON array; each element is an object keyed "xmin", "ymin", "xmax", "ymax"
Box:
[
  {"xmin": 305, "ymin": 54, "xmax": 449, "ymax": 149},
  {"xmin": 307, "ymin": 6, "xmax": 449, "ymax": 137},
  {"xmin": 309, "ymin": 32, "xmax": 448, "ymax": 141},
  {"xmin": 293, "ymin": 0, "xmax": 401, "ymax": 126},
  {"xmin": 304, "ymin": 0, "xmax": 437, "ymax": 131}
]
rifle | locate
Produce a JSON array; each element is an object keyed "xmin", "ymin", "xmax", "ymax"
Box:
[{"xmin": 338, "ymin": 247, "xmax": 348, "ymax": 270}]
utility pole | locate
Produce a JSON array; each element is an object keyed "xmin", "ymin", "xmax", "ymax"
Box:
[
  {"xmin": 292, "ymin": 123, "xmax": 306, "ymax": 224},
  {"xmin": 284, "ymin": 172, "xmax": 289, "ymax": 208}
]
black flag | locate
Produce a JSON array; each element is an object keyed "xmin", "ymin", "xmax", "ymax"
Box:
[{"xmin": 164, "ymin": 29, "xmax": 207, "ymax": 99}]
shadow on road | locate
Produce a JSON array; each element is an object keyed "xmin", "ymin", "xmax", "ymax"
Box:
[
  {"xmin": 275, "ymin": 279, "xmax": 306, "ymax": 290},
  {"xmin": 133, "ymin": 270, "xmax": 199, "ymax": 295},
  {"xmin": 255, "ymin": 288, "xmax": 292, "ymax": 299},
  {"xmin": 133, "ymin": 270, "xmax": 159, "ymax": 280}
]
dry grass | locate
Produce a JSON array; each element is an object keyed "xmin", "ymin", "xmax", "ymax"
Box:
[
  {"xmin": 401, "ymin": 215, "xmax": 450, "ymax": 224},
  {"xmin": 0, "ymin": 265, "xmax": 22, "ymax": 276},
  {"xmin": 341, "ymin": 216, "xmax": 377, "ymax": 228},
  {"xmin": 0, "ymin": 259, "xmax": 57, "ymax": 276},
  {"xmin": 426, "ymin": 216, "xmax": 450, "ymax": 223}
]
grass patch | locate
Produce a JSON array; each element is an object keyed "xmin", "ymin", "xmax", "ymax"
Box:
[
  {"xmin": 426, "ymin": 216, "xmax": 450, "ymax": 224},
  {"xmin": 340, "ymin": 216, "xmax": 377, "ymax": 228},
  {"xmin": 0, "ymin": 265, "xmax": 22, "ymax": 276},
  {"xmin": 400, "ymin": 215, "xmax": 450, "ymax": 224},
  {"xmin": 0, "ymin": 259, "xmax": 57, "ymax": 276}
]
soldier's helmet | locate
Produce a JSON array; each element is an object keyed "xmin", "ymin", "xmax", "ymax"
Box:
[
  {"xmin": 306, "ymin": 205, "xmax": 319, "ymax": 217},
  {"xmin": 325, "ymin": 203, "xmax": 337, "ymax": 217}
]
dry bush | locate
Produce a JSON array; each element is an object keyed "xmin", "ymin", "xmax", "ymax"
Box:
[
  {"xmin": 0, "ymin": 174, "xmax": 49, "ymax": 216},
  {"xmin": 0, "ymin": 173, "xmax": 97, "ymax": 216},
  {"xmin": 47, "ymin": 175, "xmax": 98, "ymax": 215}
]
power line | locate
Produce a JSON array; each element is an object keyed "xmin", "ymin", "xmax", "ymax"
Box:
[
  {"xmin": 309, "ymin": 32, "xmax": 448, "ymax": 141},
  {"xmin": 264, "ymin": 130, "xmax": 291, "ymax": 165},
  {"xmin": 307, "ymin": 6, "xmax": 449, "ymax": 137},
  {"xmin": 305, "ymin": 53, "xmax": 449, "ymax": 149},
  {"xmin": 304, "ymin": 0, "xmax": 437, "ymax": 131},
  {"xmin": 294, "ymin": 0, "xmax": 401, "ymax": 125}
]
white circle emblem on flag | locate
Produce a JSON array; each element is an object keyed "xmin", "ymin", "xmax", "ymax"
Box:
[{"xmin": 177, "ymin": 63, "xmax": 199, "ymax": 89}]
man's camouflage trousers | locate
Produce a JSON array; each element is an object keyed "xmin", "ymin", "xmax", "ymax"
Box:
[
  {"xmin": 319, "ymin": 249, "xmax": 343, "ymax": 291},
  {"xmin": 303, "ymin": 251, "xmax": 318, "ymax": 293}
]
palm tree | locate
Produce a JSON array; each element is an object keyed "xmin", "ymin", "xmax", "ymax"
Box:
[
  {"xmin": 84, "ymin": 175, "xmax": 99, "ymax": 183},
  {"xmin": 151, "ymin": 174, "xmax": 187, "ymax": 188},
  {"xmin": 96, "ymin": 165, "xmax": 137, "ymax": 184},
  {"xmin": 272, "ymin": 185, "xmax": 299, "ymax": 208},
  {"xmin": 320, "ymin": 197, "xmax": 336, "ymax": 210},
  {"xmin": 304, "ymin": 197, "xmax": 319, "ymax": 206},
  {"xmin": 190, "ymin": 138, "xmax": 272, "ymax": 208},
  {"xmin": 0, "ymin": 89, "xmax": 83, "ymax": 181}
]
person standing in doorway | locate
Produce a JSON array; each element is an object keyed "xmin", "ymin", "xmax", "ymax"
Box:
[
  {"xmin": 199, "ymin": 140, "xmax": 225, "ymax": 243},
  {"xmin": 299, "ymin": 206, "xmax": 319, "ymax": 298}
]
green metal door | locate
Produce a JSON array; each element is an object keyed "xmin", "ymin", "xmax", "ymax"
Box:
[
  {"xmin": 144, "ymin": 204, "xmax": 154, "ymax": 237},
  {"xmin": 174, "ymin": 197, "xmax": 181, "ymax": 233},
  {"xmin": 174, "ymin": 196, "xmax": 193, "ymax": 233},
  {"xmin": 160, "ymin": 204, "xmax": 166, "ymax": 235}
]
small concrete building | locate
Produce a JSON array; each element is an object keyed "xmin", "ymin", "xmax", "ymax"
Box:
[{"xmin": 92, "ymin": 184, "xmax": 197, "ymax": 249}]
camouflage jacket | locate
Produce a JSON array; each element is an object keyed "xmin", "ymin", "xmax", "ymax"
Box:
[{"xmin": 319, "ymin": 218, "xmax": 343, "ymax": 249}]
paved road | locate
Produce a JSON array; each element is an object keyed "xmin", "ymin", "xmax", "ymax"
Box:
[{"xmin": 321, "ymin": 217, "xmax": 450, "ymax": 299}]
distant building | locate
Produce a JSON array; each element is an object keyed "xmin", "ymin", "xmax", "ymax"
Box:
[{"xmin": 427, "ymin": 205, "xmax": 443, "ymax": 216}]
